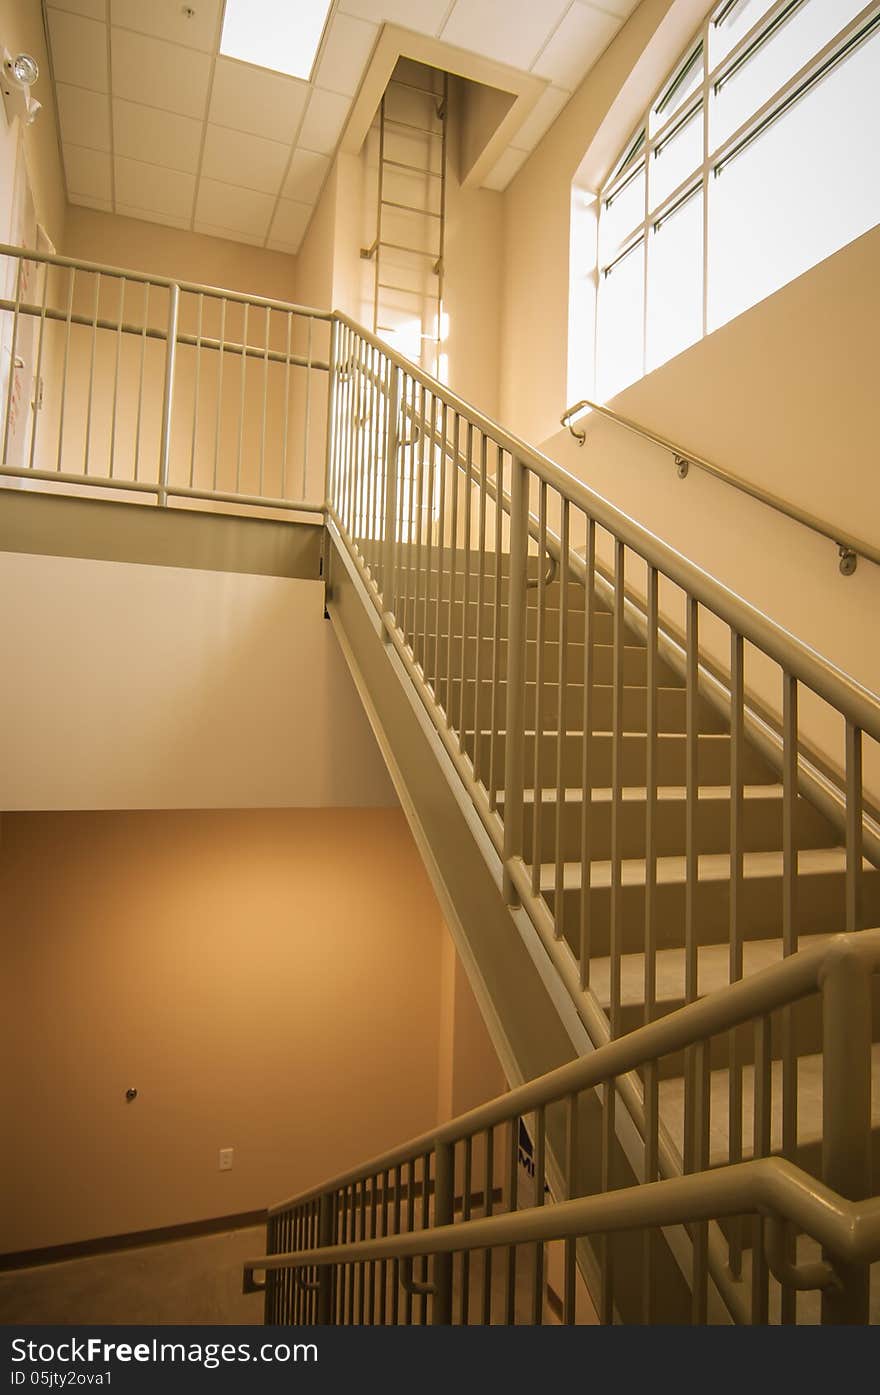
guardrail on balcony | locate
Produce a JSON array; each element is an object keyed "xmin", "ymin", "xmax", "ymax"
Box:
[{"xmin": 245, "ymin": 930, "xmax": 880, "ymax": 1325}]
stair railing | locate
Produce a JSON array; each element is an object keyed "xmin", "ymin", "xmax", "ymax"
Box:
[{"xmin": 246, "ymin": 928, "xmax": 880, "ymax": 1324}]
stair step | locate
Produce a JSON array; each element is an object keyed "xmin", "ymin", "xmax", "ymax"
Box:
[
  {"xmin": 540, "ymin": 848, "xmax": 880, "ymax": 952},
  {"xmin": 444, "ymin": 681, "xmax": 724, "ymax": 734},
  {"xmin": 422, "ymin": 637, "xmax": 679, "ymax": 688},
  {"xmin": 502, "ymin": 784, "xmax": 838, "ymax": 862},
  {"xmin": 429, "ymin": 601, "xmax": 617, "ymax": 645},
  {"xmin": 466, "ymin": 730, "xmax": 778, "ymax": 787}
]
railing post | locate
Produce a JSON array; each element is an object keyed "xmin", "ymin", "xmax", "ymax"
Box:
[
  {"xmin": 820, "ymin": 942, "xmax": 872, "ymax": 1323},
  {"xmin": 157, "ymin": 281, "xmax": 180, "ymax": 508},
  {"xmin": 502, "ymin": 458, "xmax": 529, "ymax": 906},
  {"xmin": 432, "ymin": 1141, "xmax": 455, "ymax": 1325},
  {"xmin": 382, "ymin": 362, "xmax": 401, "ymax": 612},
  {"xmin": 316, "ymin": 1193, "xmax": 335, "ymax": 1325}
]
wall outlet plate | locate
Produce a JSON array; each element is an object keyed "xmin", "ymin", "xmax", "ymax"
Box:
[{"xmin": 219, "ymin": 1147, "xmax": 234, "ymax": 1171}]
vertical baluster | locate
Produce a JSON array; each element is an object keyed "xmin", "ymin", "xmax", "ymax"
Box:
[
  {"xmin": 532, "ymin": 1106, "xmax": 546, "ymax": 1325},
  {"xmin": 55, "ymin": 267, "xmax": 76, "ymax": 474},
  {"xmin": 188, "ymin": 292, "xmax": 203, "ymax": 489},
  {"xmin": 420, "ymin": 1151, "xmax": 431, "ymax": 1326},
  {"xmin": 109, "ymin": 275, "xmax": 125, "ymax": 479},
  {"xmin": 472, "ymin": 434, "xmax": 489, "ymax": 787},
  {"xmin": 482, "ymin": 1127, "xmax": 494, "ymax": 1324},
  {"xmin": 683, "ymin": 596, "xmax": 699, "ymax": 1167},
  {"xmin": 444, "ymin": 413, "xmax": 461, "ymax": 728},
  {"xmin": 82, "ymin": 272, "xmax": 100, "ymax": 476},
  {"xmin": 779, "ymin": 671, "xmax": 799, "ymax": 1323},
  {"xmin": 369, "ymin": 1174, "xmax": 378, "ymax": 1324},
  {"xmin": 404, "ymin": 1160, "xmax": 416, "ymax": 1325},
  {"xmin": 460, "ymin": 1135, "xmax": 472, "ymax": 1324},
  {"xmin": 554, "ymin": 499, "xmax": 571, "ymax": 940},
  {"xmin": 346, "ymin": 336, "xmax": 360, "ymax": 541},
  {"xmin": 282, "ymin": 311, "xmax": 292, "ymax": 498},
  {"xmin": 379, "ymin": 1169, "xmax": 390, "ymax": 1325},
  {"xmin": 579, "ymin": 518, "xmax": 596, "ymax": 989},
  {"xmin": 212, "ymin": 296, "xmax": 225, "ymax": 492},
  {"xmin": 502, "ymin": 457, "xmax": 528, "ymax": 907},
  {"xmin": 302, "ymin": 314, "xmax": 313, "ymax": 499},
  {"xmin": 422, "ymin": 396, "xmax": 438, "ymax": 672},
  {"xmin": 363, "ymin": 345, "xmax": 376, "ymax": 571},
  {"xmin": 531, "ymin": 483, "xmax": 548, "ymax": 898},
  {"xmin": 358, "ymin": 1179, "xmax": 368, "ymax": 1325},
  {"xmin": 846, "ymin": 722, "xmax": 864, "ymax": 933},
  {"xmin": 458, "ymin": 424, "xmax": 474, "ymax": 749},
  {"xmin": 645, "ymin": 567, "xmax": 659, "ymax": 1025},
  {"xmin": 610, "ymin": 540, "xmax": 626, "ymax": 1038},
  {"xmin": 751, "ymin": 1014, "xmax": 772, "ymax": 1323},
  {"xmin": 235, "ymin": 302, "xmax": 249, "ymax": 493},
  {"xmin": 411, "ymin": 386, "xmax": 428, "ymax": 662},
  {"xmin": 433, "ymin": 401, "xmax": 449, "ymax": 707},
  {"xmin": 2, "ymin": 258, "xmax": 23, "ymax": 465},
  {"xmin": 642, "ymin": 1057, "xmax": 659, "ymax": 1323},
  {"xmin": 346, "ymin": 1187, "xmax": 356, "ymax": 1326},
  {"xmin": 565, "ymin": 1092, "xmax": 579, "ymax": 1324},
  {"xmin": 392, "ymin": 1164, "xmax": 402, "ymax": 1325},
  {"xmin": 488, "ymin": 446, "xmax": 505, "ymax": 810},
  {"xmin": 398, "ymin": 376, "xmax": 414, "ymax": 642},
  {"xmin": 157, "ymin": 282, "xmax": 179, "ymax": 506},
  {"xmin": 728, "ymin": 631, "xmax": 744, "ymax": 1278},
  {"xmin": 691, "ymin": 1037, "xmax": 710, "ymax": 1323},
  {"xmin": 260, "ymin": 304, "xmax": 270, "ymax": 497},
  {"xmin": 27, "ymin": 260, "xmax": 50, "ymax": 471},
  {"xmin": 505, "ymin": 1119, "xmax": 518, "ymax": 1324}
]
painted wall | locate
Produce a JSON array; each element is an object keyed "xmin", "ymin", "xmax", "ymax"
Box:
[
  {"xmin": 0, "ymin": 550, "xmax": 397, "ymax": 810},
  {"xmin": 0, "ymin": 0, "xmax": 67, "ymax": 248},
  {"xmin": 0, "ymin": 808, "xmax": 451, "ymax": 1252}
]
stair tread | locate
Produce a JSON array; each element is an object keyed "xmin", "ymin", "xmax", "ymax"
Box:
[
  {"xmin": 514, "ymin": 784, "xmax": 783, "ymax": 806},
  {"xmin": 657, "ymin": 1043, "xmax": 880, "ymax": 1165},
  {"xmin": 589, "ymin": 932, "xmax": 837, "ymax": 1008},
  {"xmin": 538, "ymin": 847, "xmax": 873, "ymax": 893}
]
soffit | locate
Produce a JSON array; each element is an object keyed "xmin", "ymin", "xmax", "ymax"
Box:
[{"xmin": 43, "ymin": 0, "xmax": 641, "ymax": 254}]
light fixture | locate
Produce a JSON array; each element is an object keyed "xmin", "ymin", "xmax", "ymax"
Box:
[
  {"xmin": 1, "ymin": 49, "xmax": 41, "ymax": 125},
  {"xmin": 219, "ymin": 0, "xmax": 333, "ymax": 82}
]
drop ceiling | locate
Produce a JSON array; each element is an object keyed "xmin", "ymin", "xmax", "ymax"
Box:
[{"xmin": 43, "ymin": 0, "xmax": 640, "ymax": 255}]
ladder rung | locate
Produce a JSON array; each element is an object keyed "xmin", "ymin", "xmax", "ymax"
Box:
[
  {"xmin": 388, "ymin": 78, "xmax": 442, "ymax": 99},
  {"xmin": 376, "ymin": 240, "xmax": 441, "ymax": 260},
  {"xmin": 383, "ymin": 116, "xmax": 443, "ymax": 138},
  {"xmin": 378, "ymin": 282, "xmax": 429, "ymax": 297},
  {"xmin": 383, "ymin": 158, "xmax": 443, "ymax": 179},
  {"xmin": 382, "ymin": 199, "xmax": 442, "ymax": 219}
]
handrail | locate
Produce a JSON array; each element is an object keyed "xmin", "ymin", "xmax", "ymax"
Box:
[
  {"xmin": 267, "ymin": 929, "xmax": 880, "ymax": 1216},
  {"xmin": 246, "ymin": 1157, "xmax": 880, "ymax": 1289},
  {"xmin": 334, "ymin": 312, "xmax": 880, "ymax": 744},
  {"xmin": 561, "ymin": 395, "xmax": 880, "ymax": 575}
]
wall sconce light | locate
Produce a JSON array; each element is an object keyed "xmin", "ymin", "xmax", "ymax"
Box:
[{"xmin": 1, "ymin": 50, "xmax": 41, "ymax": 126}]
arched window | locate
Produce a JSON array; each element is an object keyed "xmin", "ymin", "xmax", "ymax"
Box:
[{"xmin": 595, "ymin": 0, "xmax": 880, "ymax": 401}]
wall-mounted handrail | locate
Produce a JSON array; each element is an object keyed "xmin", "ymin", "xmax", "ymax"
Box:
[{"xmin": 561, "ymin": 395, "xmax": 880, "ymax": 575}]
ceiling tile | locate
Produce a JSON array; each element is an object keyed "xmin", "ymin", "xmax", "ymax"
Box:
[
  {"xmin": 195, "ymin": 178, "xmax": 275, "ymax": 238},
  {"xmin": 509, "ymin": 84, "xmax": 570, "ymax": 151},
  {"xmin": 63, "ymin": 143, "xmax": 113, "ymax": 201},
  {"xmin": 297, "ymin": 88, "xmax": 351, "ymax": 155},
  {"xmin": 314, "ymin": 13, "xmax": 379, "ymax": 97},
  {"xmin": 47, "ymin": 9, "xmax": 109, "ymax": 93},
  {"xmin": 269, "ymin": 198, "xmax": 312, "ymax": 250},
  {"xmin": 47, "ymin": 0, "xmax": 105, "ymax": 19},
  {"xmin": 531, "ymin": 3, "xmax": 619, "ymax": 89},
  {"xmin": 55, "ymin": 83, "xmax": 111, "ymax": 152},
  {"xmin": 112, "ymin": 99, "xmax": 204, "ymax": 174},
  {"xmin": 482, "ymin": 144, "xmax": 529, "ymax": 191},
  {"xmin": 282, "ymin": 148, "xmax": 330, "ymax": 204},
  {"xmin": 194, "ymin": 222, "xmax": 266, "ymax": 248},
  {"xmin": 110, "ymin": 0, "xmax": 223, "ymax": 52},
  {"xmin": 201, "ymin": 125, "xmax": 290, "ymax": 196},
  {"xmin": 114, "ymin": 155, "xmax": 196, "ymax": 219},
  {"xmin": 338, "ymin": 0, "xmax": 450, "ymax": 34},
  {"xmin": 208, "ymin": 58, "xmax": 309, "ymax": 143},
  {"xmin": 440, "ymin": 0, "xmax": 571, "ymax": 71},
  {"xmin": 115, "ymin": 203, "xmax": 191, "ymax": 231},
  {"xmin": 110, "ymin": 27, "xmax": 212, "ymax": 119}
]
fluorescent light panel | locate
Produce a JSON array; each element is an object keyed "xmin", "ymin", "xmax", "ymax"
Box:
[{"xmin": 220, "ymin": 0, "xmax": 332, "ymax": 82}]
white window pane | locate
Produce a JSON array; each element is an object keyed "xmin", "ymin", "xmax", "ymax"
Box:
[
  {"xmin": 647, "ymin": 190, "xmax": 704, "ymax": 372},
  {"xmin": 709, "ymin": 32, "xmax": 880, "ymax": 331},
  {"xmin": 651, "ymin": 43, "xmax": 704, "ymax": 135},
  {"xmin": 650, "ymin": 103, "xmax": 703, "ymax": 213},
  {"xmin": 597, "ymin": 240, "xmax": 645, "ymax": 400},
  {"xmin": 600, "ymin": 164, "xmax": 645, "ymax": 263},
  {"xmin": 709, "ymin": 0, "xmax": 777, "ymax": 69},
  {"xmin": 711, "ymin": 0, "xmax": 869, "ymax": 151}
]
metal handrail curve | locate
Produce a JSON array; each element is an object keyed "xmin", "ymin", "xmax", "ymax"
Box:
[{"xmin": 561, "ymin": 395, "xmax": 880, "ymax": 575}]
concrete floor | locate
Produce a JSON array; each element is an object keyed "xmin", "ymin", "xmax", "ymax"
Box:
[{"xmin": 0, "ymin": 1226, "xmax": 266, "ymax": 1325}]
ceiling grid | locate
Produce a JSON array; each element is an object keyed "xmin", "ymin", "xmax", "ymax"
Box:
[{"xmin": 43, "ymin": 0, "xmax": 639, "ymax": 253}]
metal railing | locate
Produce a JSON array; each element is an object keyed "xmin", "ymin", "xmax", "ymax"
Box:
[
  {"xmin": 560, "ymin": 395, "xmax": 880, "ymax": 576},
  {"xmin": 0, "ymin": 242, "xmax": 331, "ymax": 515},
  {"xmin": 245, "ymin": 930, "xmax": 880, "ymax": 1324}
]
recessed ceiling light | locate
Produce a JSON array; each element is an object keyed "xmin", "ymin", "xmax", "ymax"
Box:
[{"xmin": 220, "ymin": 0, "xmax": 333, "ymax": 82}]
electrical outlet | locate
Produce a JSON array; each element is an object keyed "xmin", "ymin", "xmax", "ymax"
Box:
[{"xmin": 219, "ymin": 1147, "xmax": 234, "ymax": 1172}]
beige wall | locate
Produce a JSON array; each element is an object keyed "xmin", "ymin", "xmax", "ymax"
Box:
[
  {"xmin": 0, "ymin": 808, "xmax": 449, "ymax": 1252},
  {"xmin": 0, "ymin": 551, "xmax": 397, "ymax": 810},
  {"xmin": 0, "ymin": 0, "xmax": 67, "ymax": 248}
]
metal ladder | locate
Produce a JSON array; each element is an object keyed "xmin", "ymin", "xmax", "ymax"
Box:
[{"xmin": 361, "ymin": 63, "xmax": 448, "ymax": 379}]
